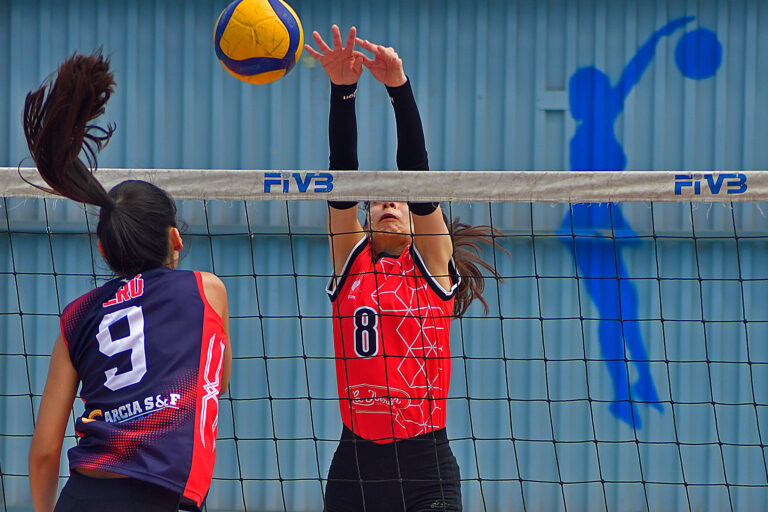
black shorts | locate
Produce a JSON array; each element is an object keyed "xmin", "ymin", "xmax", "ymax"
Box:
[
  {"xmin": 325, "ymin": 426, "xmax": 462, "ymax": 512},
  {"xmin": 54, "ymin": 470, "xmax": 181, "ymax": 512}
]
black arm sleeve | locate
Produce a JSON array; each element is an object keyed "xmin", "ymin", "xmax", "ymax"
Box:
[
  {"xmin": 328, "ymin": 82, "xmax": 359, "ymax": 210},
  {"xmin": 386, "ymin": 79, "xmax": 437, "ymax": 215},
  {"xmin": 386, "ymin": 79, "xmax": 429, "ymax": 171},
  {"xmin": 329, "ymin": 83, "xmax": 358, "ymax": 171}
]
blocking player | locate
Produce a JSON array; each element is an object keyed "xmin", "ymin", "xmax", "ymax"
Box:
[
  {"xmin": 26, "ymin": 53, "xmax": 231, "ymax": 512},
  {"xmin": 306, "ymin": 25, "xmax": 505, "ymax": 512}
]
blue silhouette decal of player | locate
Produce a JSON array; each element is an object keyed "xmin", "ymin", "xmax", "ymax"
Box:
[{"xmin": 560, "ymin": 17, "xmax": 722, "ymax": 428}]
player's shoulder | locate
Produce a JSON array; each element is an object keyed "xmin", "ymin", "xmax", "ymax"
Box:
[
  {"xmin": 60, "ymin": 278, "xmax": 124, "ymax": 343},
  {"xmin": 62, "ymin": 278, "xmax": 117, "ymax": 315},
  {"xmin": 338, "ymin": 237, "xmax": 373, "ymax": 276},
  {"xmin": 195, "ymin": 271, "xmax": 228, "ymax": 314},
  {"xmin": 349, "ymin": 237, "xmax": 373, "ymax": 268},
  {"xmin": 197, "ymin": 271, "xmax": 226, "ymax": 292}
]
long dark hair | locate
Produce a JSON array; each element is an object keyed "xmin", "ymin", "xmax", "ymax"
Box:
[
  {"xmin": 449, "ymin": 219, "xmax": 507, "ymax": 317},
  {"xmin": 23, "ymin": 52, "xmax": 177, "ymax": 278}
]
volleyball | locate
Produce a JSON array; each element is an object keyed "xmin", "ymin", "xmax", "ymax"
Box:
[{"xmin": 214, "ymin": 0, "xmax": 303, "ymax": 84}]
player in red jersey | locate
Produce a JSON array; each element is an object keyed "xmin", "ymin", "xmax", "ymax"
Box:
[
  {"xmin": 306, "ymin": 26, "xmax": 505, "ymax": 512},
  {"xmin": 26, "ymin": 53, "xmax": 231, "ymax": 512}
]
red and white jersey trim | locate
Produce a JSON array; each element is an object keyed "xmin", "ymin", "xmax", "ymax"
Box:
[
  {"xmin": 182, "ymin": 271, "xmax": 226, "ymax": 506},
  {"xmin": 326, "ymin": 235, "xmax": 367, "ymax": 300}
]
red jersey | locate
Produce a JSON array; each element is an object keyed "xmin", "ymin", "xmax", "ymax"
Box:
[
  {"xmin": 61, "ymin": 268, "xmax": 225, "ymax": 507},
  {"xmin": 326, "ymin": 237, "xmax": 459, "ymax": 444}
]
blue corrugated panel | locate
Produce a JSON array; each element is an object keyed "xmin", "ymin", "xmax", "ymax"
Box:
[
  {"xmin": 2, "ymin": 1, "xmax": 768, "ymax": 511},
  {"xmin": 1, "ymin": 0, "xmax": 766, "ymax": 173}
]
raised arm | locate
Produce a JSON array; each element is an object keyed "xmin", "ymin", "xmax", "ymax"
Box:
[
  {"xmin": 393, "ymin": 82, "xmax": 452, "ymax": 287},
  {"xmin": 616, "ymin": 16, "xmax": 694, "ymax": 102},
  {"xmin": 326, "ymin": 79, "xmax": 365, "ymax": 276},
  {"xmin": 305, "ymin": 25, "xmax": 366, "ymax": 276},
  {"xmin": 357, "ymin": 39, "xmax": 453, "ymax": 287}
]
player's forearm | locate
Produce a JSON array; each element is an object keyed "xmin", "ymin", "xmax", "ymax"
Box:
[
  {"xmin": 329, "ymin": 82, "xmax": 358, "ymax": 171},
  {"xmin": 387, "ymin": 79, "xmax": 428, "ymax": 171},
  {"xmin": 29, "ymin": 451, "xmax": 60, "ymax": 512}
]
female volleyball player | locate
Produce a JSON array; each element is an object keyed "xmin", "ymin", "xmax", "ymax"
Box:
[
  {"xmin": 306, "ymin": 25, "xmax": 504, "ymax": 512},
  {"xmin": 26, "ymin": 53, "xmax": 231, "ymax": 512}
]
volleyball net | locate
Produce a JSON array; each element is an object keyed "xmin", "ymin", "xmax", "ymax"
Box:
[{"xmin": 1, "ymin": 168, "xmax": 767, "ymax": 511}]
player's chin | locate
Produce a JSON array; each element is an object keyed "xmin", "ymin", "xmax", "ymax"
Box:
[
  {"xmin": 372, "ymin": 223, "xmax": 409, "ymax": 236},
  {"xmin": 372, "ymin": 237, "xmax": 410, "ymax": 258},
  {"xmin": 371, "ymin": 229, "xmax": 410, "ymax": 246}
]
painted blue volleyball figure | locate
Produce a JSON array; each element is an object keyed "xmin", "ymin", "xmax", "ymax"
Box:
[
  {"xmin": 560, "ymin": 17, "xmax": 723, "ymax": 429},
  {"xmin": 214, "ymin": 0, "xmax": 304, "ymax": 84}
]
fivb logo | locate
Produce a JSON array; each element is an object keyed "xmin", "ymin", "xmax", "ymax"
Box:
[
  {"xmin": 263, "ymin": 172, "xmax": 333, "ymax": 193},
  {"xmin": 674, "ymin": 173, "xmax": 747, "ymax": 195}
]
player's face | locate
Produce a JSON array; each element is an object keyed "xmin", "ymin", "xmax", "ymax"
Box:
[
  {"xmin": 369, "ymin": 201, "xmax": 412, "ymax": 254},
  {"xmin": 370, "ymin": 201, "xmax": 411, "ymax": 234}
]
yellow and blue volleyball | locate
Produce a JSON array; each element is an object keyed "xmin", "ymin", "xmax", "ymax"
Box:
[{"xmin": 214, "ymin": 0, "xmax": 303, "ymax": 84}]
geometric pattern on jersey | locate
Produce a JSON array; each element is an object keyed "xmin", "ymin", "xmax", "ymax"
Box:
[
  {"xmin": 60, "ymin": 267, "xmax": 226, "ymax": 507},
  {"xmin": 327, "ymin": 237, "xmax": 459, "ymax": 444}
]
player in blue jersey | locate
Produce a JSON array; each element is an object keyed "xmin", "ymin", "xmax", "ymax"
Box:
[{"xmin": 25, "ymin": 53, "xmax": 232, "ymax": 512}]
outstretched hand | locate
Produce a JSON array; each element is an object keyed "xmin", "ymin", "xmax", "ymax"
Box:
[
  {"xmin": 355, "ymin": 38, "xmax": 407, "ymax": 88},
  {"xmin": 304, "ymin": 25, "xmax": 364, "ymax": 85}
]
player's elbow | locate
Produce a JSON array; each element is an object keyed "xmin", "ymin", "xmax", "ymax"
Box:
[{"xmin": 29, "ymin": 441, "xmax": 60, "ymax": 472}]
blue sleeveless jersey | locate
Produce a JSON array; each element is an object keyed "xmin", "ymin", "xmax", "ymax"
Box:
[{"xmin": 61, "ymin": 267, "xmax": 226, "ymax": 507}]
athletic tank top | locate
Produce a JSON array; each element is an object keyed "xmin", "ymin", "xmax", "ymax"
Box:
[
  {"xmin": 61, "ymin": 267, "xmax": 225, "ymax": 507},
  {"xmin": 326, "ymin": 237, "xmax": 459, "ymax": 444}
]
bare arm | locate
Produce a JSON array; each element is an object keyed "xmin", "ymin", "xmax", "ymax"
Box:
[
  {"xmin": 200, "ymin": 272, "xmax": 232, "ymax": 395},
  {"xmin": 29, "ymin": 335, "xmax": 79, "ymax": 512},
  {"xmin": 412, "ymin": 207, "xmax": 453, "ymax": 289},
  {"xmin": 328, "ymin": 206, "xmax": 365, "ymax": 278}
]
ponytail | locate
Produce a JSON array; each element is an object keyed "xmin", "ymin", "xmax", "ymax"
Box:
[
  {"xmin": 449, "ymin": 219, "xmax": 508, "ymax": 317},
  {"xmin": 23, "ymin": 52, "xmax": 116, "ymax": 210},
  {"xmin": 23, "ymin": 52, "xmax": 178, "ymax": 278}
]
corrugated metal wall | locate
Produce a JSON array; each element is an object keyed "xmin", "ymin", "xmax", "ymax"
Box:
[
  {"xmin": 2, "ymin": 1, "xmax": 768, "ymax": 511},
  {"xmin": 2, "ymin": 0, "xmax": 767, "ymax": 172}
]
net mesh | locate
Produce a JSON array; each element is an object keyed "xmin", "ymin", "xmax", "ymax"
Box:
[{"xmin": 1, "ymin": 169, "xmax": 767, "ymax": 512}]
